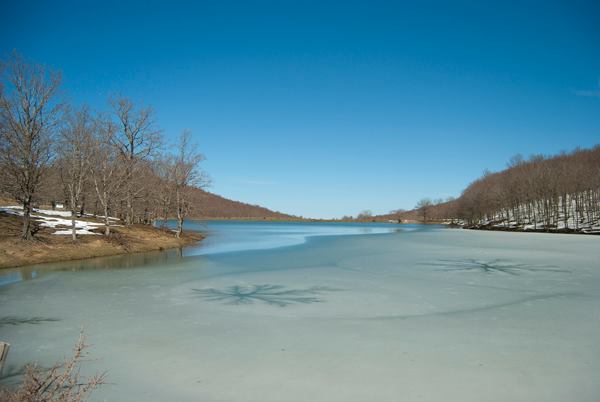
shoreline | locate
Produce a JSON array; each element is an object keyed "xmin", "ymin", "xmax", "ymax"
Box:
[
  {"xmin": 0, "ymin": 232, "xmax": 203, "ymax": 270},
  {"xmin": 461, "ymin": 224, "xmax": 600, "ymax": 236},
  {"xmin": 0, "ymin": 211, "xmax": 204, "ymax": 269}
]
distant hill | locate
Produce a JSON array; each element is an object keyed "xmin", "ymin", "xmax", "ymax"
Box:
[
  {"xmin": 188, "ymin": 188, "xmax": 296, "ymax": 220},
  {"xmin": 1, "ymin": 175, "xmax": 296, "ymax": 221}
]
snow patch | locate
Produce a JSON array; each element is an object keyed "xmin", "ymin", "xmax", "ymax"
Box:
[
  {"xmin": 1, "ymin": 206, "xmax": 108, "ymax": 235},
  {"xmin": 53, "ymin": 229, "xmax": 100, "ymax": 236}
]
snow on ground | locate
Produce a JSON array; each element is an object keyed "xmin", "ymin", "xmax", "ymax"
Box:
[
  {"xmin": 52, "ymin": 229, "xmax": 100, "ymax": 235},
  {"xmin": 0, "ymin": 206, "xmax": 115, "ymax": 235},
  {"xmin": 472, "ymin": 198, "xmax": 600, "ymax": 233},
  {"xmin": 33, "ymin": 208, "xmax": 72, "ymax": 217},
  {"xmin": 84, "ymin": 213, "xmax": 119, "ymax": 221}
]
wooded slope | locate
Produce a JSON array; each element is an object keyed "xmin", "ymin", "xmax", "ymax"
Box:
[
  {"xmin": 187, "ymin": 188, "xmax": 295, "ymax": 219},
  {"xmin": 376, "ymin": 145, "xmax": 600, "ymax": 233}
]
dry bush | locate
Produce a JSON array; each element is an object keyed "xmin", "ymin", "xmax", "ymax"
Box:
[
  {"xmin": 0, "ymin": 330, "xmax": 106, "ymax": 402},
  {"xmin": 104, "ymin": 231, "xmax": 131, "ymax": 251}
]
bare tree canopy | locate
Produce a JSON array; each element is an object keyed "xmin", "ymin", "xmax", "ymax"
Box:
[
  {"xmin": 357, "ymin": 210, "xmax": 373, "ymax": 220},
  {"xmin": 171, "ymin": 130, "xmax": 209, "ymax": 237},
  {"xmin": 0, "ymin": 52, "xmax": 62, "ymax": 239},
  {"xmin": 57, "ymin": 106, "xmax": 94, "ymax": 241},
  {"xmin": 89, "ymin": 116, "xmax": 126, "ymax": 235},
  {"xmin": 415, "ymin": 198, "xmax": 433, "ymax": 222},
  {"xmin": 110, "ymin": 97, "xmax": 162, "ymax": 226}
]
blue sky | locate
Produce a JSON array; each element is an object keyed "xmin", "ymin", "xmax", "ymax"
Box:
[{"xmin": 2, "ymin": 1, "xmax": 599, "ymax": 218}]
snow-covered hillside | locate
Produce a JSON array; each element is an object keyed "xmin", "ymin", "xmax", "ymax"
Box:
[{"xmin": 464, "ymin": 197, "xmax": 600, "ymax": 234}]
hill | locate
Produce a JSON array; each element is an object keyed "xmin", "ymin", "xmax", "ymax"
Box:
[
  {"xmin": 188, "ymin": 188, "xmax": 296, "ymax": 220},
  {"xmin": 372, "ymin": 145, "xmax": 600, "ymax": 233}
]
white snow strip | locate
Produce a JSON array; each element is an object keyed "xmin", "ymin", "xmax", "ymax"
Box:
[
  {"xmin": 84, "ymin": 213, "xmax": 120, "ymax": 221},
  {"xmin": 0, "ymin": 208, "xmax": 22, "ymax": 216},
  {"xmin": 34, "ymin": 208, "xmax": 73, "ymax": 217},
  {"xmin": 1, "ymin": 206, "xmax": 108, "ymax": 235},
  {"xmin": 53, "ymin": 229, "xmax": 100, "ymax": 236}
]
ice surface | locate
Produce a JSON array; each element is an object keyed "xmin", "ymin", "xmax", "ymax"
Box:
[
  {"xmin": 167, "ymin": 220, "xmax": 403, "ymax": 255},
  {"xmin": 0, "ymin": 222, "xmax": 599, "ymax": 402}
]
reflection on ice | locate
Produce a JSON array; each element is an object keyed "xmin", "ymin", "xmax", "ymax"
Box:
[
  {"xmin": 420, "ymin": 258, "xmax": 570, "ymax": 275},
  {"xmin": 192, "ymin": 284, "xmax": 342, "ymax": 307},
  {"xmin": 363, "ymin": 291, "xmax": 583, "ymax": 321},
  {"xmin": 0, "ymin": 316, "xmax": 60, "ymax": 327}
]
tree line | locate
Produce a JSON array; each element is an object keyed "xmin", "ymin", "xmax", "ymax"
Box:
[
  {"xmin": 409, "ymin": 146, "xmax": 600, "ymax": 231},
  {"xmin": 453, "ymin": 147, "xmax": 600, "ymax": 231},
  {"xmin": 0, "ymin": 53, "xmax": 208, "ymax": 241}
]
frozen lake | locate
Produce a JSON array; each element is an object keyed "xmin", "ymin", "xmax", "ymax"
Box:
[{"xmin": 1, "ymin": 221, "xmax": 599, "ymax": 401}]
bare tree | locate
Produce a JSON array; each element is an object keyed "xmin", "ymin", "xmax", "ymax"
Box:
[
  {"xmin": 0, "ymin": 53, "xmax": 62, "ymax": 239},
  {"xmin": 57, "ymin": 107, "xmax": 94, "ymax": 241},
  {"xmin": 389, "ymin": 208, "xmax": 406, "ymax": 222},
  {"xmin": 357, "ymin": 210, "xmax": 373, "ymax": 220},
  {"xmin": 171, "ymin": 130, "xmax": 207, "ymax": 238},
  {"xmin": 110, "ymin": 97, "xmax": 161, "ymax": 225},
  {"xmin": 89, "ymin": 117, "xmax": 125, "ymax": 235},
  {"xmin": 153, "ymin": 157, "xmax": 175, "ymax": 227},
  {"xmin": 415, "ymin": 198, "xmax": 433, "ymax": 222}
]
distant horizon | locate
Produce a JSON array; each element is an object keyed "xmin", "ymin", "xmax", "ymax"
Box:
[{"xmin": 2, "ymin": 1, "xmax": 599, "ymax": 219}]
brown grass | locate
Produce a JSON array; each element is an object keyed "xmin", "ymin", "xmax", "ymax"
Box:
[{"xmin": 0, "ymin": 212, "xmax": 203, "ymax": 269}]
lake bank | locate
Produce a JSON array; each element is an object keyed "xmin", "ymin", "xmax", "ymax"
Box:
[
  {"xmin": 0, "ymin": 211, "xmax": 203, "ymax": 269},
  {"xmin": 462, "ymin": 223, "xmax": 600, "ymax": 235}
]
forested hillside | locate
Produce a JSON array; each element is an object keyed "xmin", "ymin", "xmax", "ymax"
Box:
[
  {"xmin": 185, "ymin": 189, "xmax": 294, "ymax": 219},
  {"xmin": 454, "ymin": 146, "xmax": 600, "ymax": 232},
  {"xmin": 380, "ymin": 145, "xmax": 600, "ymax": 233},
  {"xmin": 1, "ymin": 163, "xmax": 293, "ymax": 222}
]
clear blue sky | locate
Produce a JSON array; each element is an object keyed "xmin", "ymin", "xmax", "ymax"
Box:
[{"xmin": 2, "ymin": 1, "xmax": 599, "ymax": 218}]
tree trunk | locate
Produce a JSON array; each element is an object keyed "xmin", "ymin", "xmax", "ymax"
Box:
[
  {"xmin": 161, "ymin": 206, "xmax": 169, "ymax": 229},
  {"xmin": 21, "ymin": 198, "xmax": 33, "ymax": 240},
  {"xmin": 104, "ymin": 203, "xmax": 111, "ymax": 236},
  {"xmin": 126, "ymin": 194, "xmax": 132, "ymax": 226},
  {"xmin": 176, "ymin": 214, "xmax": 183, "ymax": 238},
  {"xmin": 71, "ymin": 209, "xmax": 77, "ymax": 242},
  {"xmin": 79, "ymin": 196, "xmax": 85, "ymax": 217}
]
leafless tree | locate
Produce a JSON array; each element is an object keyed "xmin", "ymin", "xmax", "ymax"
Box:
[
  {"xmin": 171, "ymin": 130, "xmax": 208, "ymax": 238},
  {"xmin": 357, "ymin": 210, "xmax": 373, "ymax": 220},
  {"xmin": 89, "ymin": 117, "xmax": 125, "ymax": 235},
  {"xmin": 0, "ymin": 52, "xmax": 62, "ymax": 239},
  {"xmin": 152, "ymin": 157, "xmax": 175, "ymax": 227},
  {"xmin": 110, "ymin": 97, "xmax": 161, "ymax": 225},
  {"xmin": 389, "ymin": 209, "xmax": 406, "ymax": 222},
  {"xmin": 415, "ymin": 198, "xmax": 433, "ymax": 222},
  {"xmin": 57, "ymin": 107, "xmax": 94, "ymax": 241}
]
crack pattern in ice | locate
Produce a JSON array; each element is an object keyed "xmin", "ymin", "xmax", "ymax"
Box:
[
  {"xmin": 420, "ymin": 258, "xmax": 569, "ymax": 276},
  {"xmin": 362, "ymin": 292, "xmax": 582, "ymax": 321},
  {"xmin": 192, "ymin": 284, "xmax": 341, "ymax": 307},
  {"xmin": 0, "ymin": 364, "xmax": 28, "ymax": 383},
  {"xmin": 0, "ymin": 316, "xmax": 60, "ymax": 327}
]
